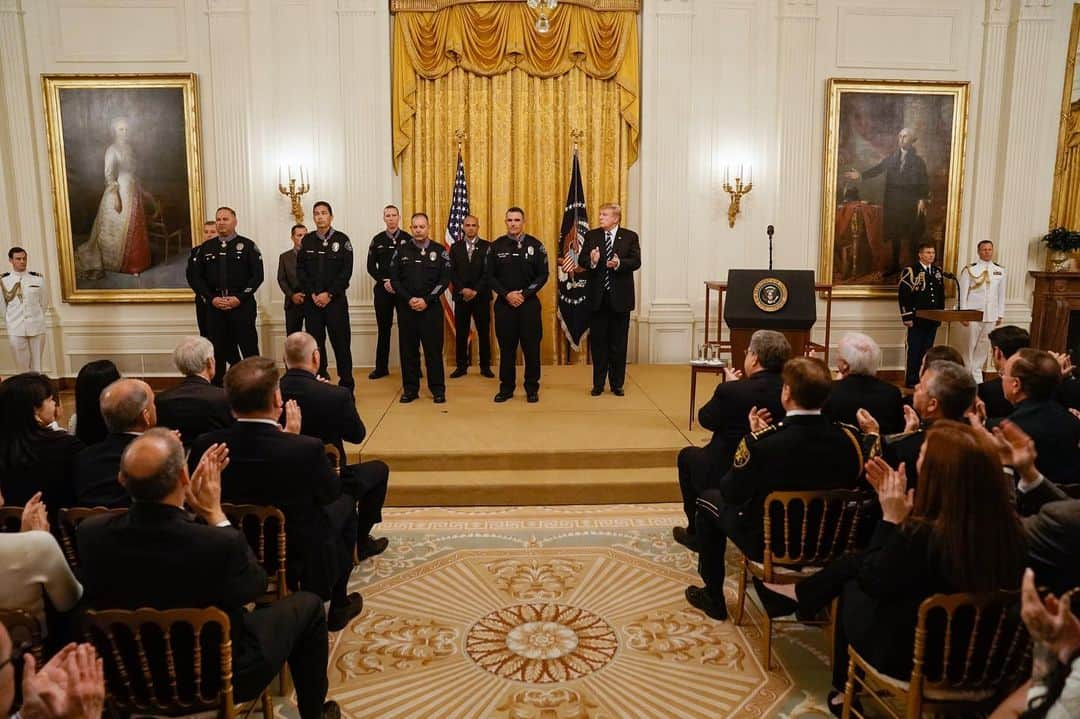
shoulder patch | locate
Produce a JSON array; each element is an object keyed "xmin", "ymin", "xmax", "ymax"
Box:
[
  {"xmin": 29, "ymin": 271, "xmax": 41, "ymax": 277},
  {"xmin": 733, "ymin": 437, "xmax": 751, "ymax": 468},
  {"xmin": 441, "ymin": 249, "xmax": 450, "ymax": 260},
  {"xmin": 343, "ymin": 240, "xmax": 353, "ymax": 252},
  {"xmin": 0, "ymin": 272, "xmax": 8, "ymax": 277}
]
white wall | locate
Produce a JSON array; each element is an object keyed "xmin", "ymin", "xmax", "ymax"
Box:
[{"xmin": 0, "ymin": 0, "xmax": 1071, "ymax": 376}]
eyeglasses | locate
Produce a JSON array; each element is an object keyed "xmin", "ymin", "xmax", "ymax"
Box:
[{"xmin": 0, "ymin": 641, "xmax": 32, "ymax": 671}]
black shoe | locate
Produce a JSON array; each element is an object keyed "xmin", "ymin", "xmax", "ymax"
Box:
[
  {"xmin": 433, "ymin": 394, "xmax": 446, "ymax": 404},
  {"xmin": 322, "ymin": 701, "xmax": 342, "ymax": 719},
  {"xmin": 400, "ymin": 393, "xmax": 418, "ymax": 403},
  {"xmin": 449, "ymin": 368, "xmax": 467, "ymax": 378},
  {"xmin": 753, "ymin": 577, "xmax": 799, "ymax": 618},
  {"xmin": 494, "ymin": 392, "xmax": 513, "ymax": 403},
  {"xmin": 591, "ymin": 387, "xmax": 603, "ymax": 396},
  {"xmin": 368, "ymin": 369, "xmax": 389, "ymax": 380},
  {"xmin": 357, "ymin": 536, "xmax": 390, "ymax": 561},
  {"xmin": 685, "ymin": 586, "xmax": 727, "ymax": 621},
  {"xmin": 612, "ymin": 387, "xmax": 625, "ymax": 397},
  {"xmin": 672, "ymin": 526, "xmax": 699, "ymax": 552},
  {"xmin": 480, "ymin": 368, "xmax": 495, "ymax": 378},
  {"xmin": 526, "ymin": 393, "xmax": 539, "ymax": 403},
  {"xmin": 327, "ymin": 592, "xmax": 363, "ymax": 631}
]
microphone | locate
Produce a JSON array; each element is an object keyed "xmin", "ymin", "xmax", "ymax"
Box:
[{"xmin": 766, "ymin": 225, "xmax": 774, "ymax": 238}]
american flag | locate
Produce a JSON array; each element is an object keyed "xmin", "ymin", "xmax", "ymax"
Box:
[{"xmin": 442, "ymin": 150, "xmax": 470, "ymax": 333}]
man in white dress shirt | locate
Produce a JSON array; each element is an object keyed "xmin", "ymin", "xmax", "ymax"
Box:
[
  {"xmin": 958, "ymin": 239, "xmax": 1006, "ymax": 382},
  {"xmin": 1, "ymin": 247, "xmax": 47, "ymax": 372}
]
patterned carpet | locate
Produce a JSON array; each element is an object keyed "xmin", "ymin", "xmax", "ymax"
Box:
[{"xmin": 283, "ymin": 504, "xmax": 837, "ymax": 718}]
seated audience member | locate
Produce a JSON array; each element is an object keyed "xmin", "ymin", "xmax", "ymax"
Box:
[
  {"xmin": 77, "ymin": 429, "xmax": 339, "ymax": 719},
  {"xmin": 979, "ymin": 325, "xmax": 1030, "ymax": 420},
  {"xmin": 155, "ymin": 336, "xmax": 233, "ymax": 446},
  {"xmin": 0, "ymin": 373, "xmax": 84, "ymax": 509},
  {"xmin": 189, "ymin": 358, "xmax": 361, "ymax": 630},
  {"xmin": 684, "ymin": 357, "xmax": 868, "ymax": 621},
  {"xmin": 1024, "ymin": 497, "xmax": 1079, "ymax": 596},
  {"xmin": 996, "ymin": 348, "xmax": 1080, "ymax": 483},
  {"xmin": 0, "ymin": 624, "xmax": 105, "ymax": 719},
  {"xmin": 69, "ymin": 360, "xmax": 121, "ymax": 444},
  {"xmin": 823, "ymin": 332, "xmax": 904, "ymax": 434},
  {"xmin": 0, "ymin": 491, "xmax": 82, "ymax": 634},
  {"xmin": 72, "ymin": 379, "xmax": 156, "ymax": 508},
  {"xmin": 279, "ymin": 333, "xmax": 389, "ymax": 560},
  {"xmin": 765, "ymin": 421, "xmax": 1026, "ymax": 716},
  {"xmin": 673, "ymin": 329, "xmax": 790, "ymax": 551}
]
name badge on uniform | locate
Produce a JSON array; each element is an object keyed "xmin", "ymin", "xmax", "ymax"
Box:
[
  {"xmin": 429, "ymin": 251, "xmax": 437, "ymax": 261},
  {"xmin": 236, "ymin": 242, "xmax": 244, "ymax": 251},
  {"xmin": 332, "ymin": 242, "xmax": 339, "ymax": 252},
  {"xmin": 527, "ymin": 246, "xmax": 534, "ymax": 256},
  {"xmin": 993, "ymin": 270, "xmax": 1002, "ymax": 275}
]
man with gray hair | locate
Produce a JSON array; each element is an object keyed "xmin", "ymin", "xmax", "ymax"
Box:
[
  {"xmin": 155, "ymin": 335, "xmax": 233, "ymax": 446},
  {"xmin": 822, "ymin": 332, "xmax": 904, "ymax": 434},
  {"xmin": 72, "ymin": 378, "xmax": 156, "ymax": 507}
]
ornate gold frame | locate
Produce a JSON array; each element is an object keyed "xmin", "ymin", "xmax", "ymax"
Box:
[
  {"xmin": 42, "ymin": 73, "xmax": 203, "ymax": 303},
  {"xmin": 819, "ymin": 78, "xmax": 969, "ymax": 299},
  {"xmin": 1049, "ymin": 3, "xmax": 1080, "ymax": 231},
  {"xmin": 390, "ymin": 0, "xmax": 639, "ymax": 11}
]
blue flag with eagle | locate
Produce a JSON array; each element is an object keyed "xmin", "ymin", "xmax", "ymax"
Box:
[{"xmin": 557, "ymin": 150, "xmax": 590, "ymax": 349}]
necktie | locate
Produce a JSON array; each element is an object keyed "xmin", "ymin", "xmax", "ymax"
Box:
[
  {"xmin": 604, "ymin": 231, "xmax": 614, "ymax": 291},
  {"xmin": 899, "ymin": 151, "xmax": 906, "ymax": 173},
  {"xmin": 467, "ymin": 242, "xmax": 474, "ymax": 261}
]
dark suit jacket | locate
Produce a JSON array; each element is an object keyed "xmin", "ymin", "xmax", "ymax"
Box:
[
  {"xmin": 698, "ymin": 370, "xmax": 786, "ymax": 473},
  {"xmin": 977, "ymin": 377, "xmax": 1012, "ymax": 420},
  {"xmin": 449, "ymin": 238, "xmax": 490, "ymax": 300},
  {"xmin": 72, "ymin": 433, "xmax": 136, "ymax": 508},
  {"xmin": 277, "ymin": 248, "xmax": 301, "ymax": 311},
  {"xmin": 155, "ymin": 376, "xmax": 234, "ymax": 447},
  {"xmin": 862, "ymin": 148, "xmax": 929, "ymax": 232},
  {"xmin": 0, "ymin": 429, "xmax": 85, "ymax": 511},
  {"xmin": 998, "ymin": 399, "xmax": 1080, "ymax": 483},
  {"xmin": 824, "ymin": 374, "xmax": 904, "ymax": 435},
  {"xmin": 578, "ymin": 227, "xmax": 641, "ymax": 313},
  {"xmin": 190, "ymin": 422, "xmax": 349, "ymax": 598},
  {"xmin": 1024, "ymin": 498, "xmax": 1080, "ymax": 595},
  {"xmin": 278, "ymin": 368, "xmax": 365, "ymax": 459},
  {"xmin": 884, "ymin": 428, "xmax": 924, "ymax": 489}
]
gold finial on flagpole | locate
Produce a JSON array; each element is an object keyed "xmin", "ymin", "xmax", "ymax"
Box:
[
  {"xmin": 571, "ymin": 128, "xmax": 584, "ymax": 151},
  {"xmin": 455, "ymin": 129, "xmax": 467, "ymax": 150}
]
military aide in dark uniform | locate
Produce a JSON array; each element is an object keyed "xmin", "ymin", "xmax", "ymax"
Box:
[
  {"xmin": 186, "ymin": 220, "xmax": 217, "ymax": 338},
  {"xmin": 187, "ymin": 207, "xmax": 263, "ymax": 385},
  {"xmin": 449, "ymin": 214, "xmax": 493, "ymax": 378},
  {"xmin": 389, "ymin": 213, "xmax": 451, "ymax": 403},
  {"xmin": 898, "ymin": 241, "xmax": 945, "ymax": 387},
  {"xmin": 366, "ymin": 205, "xmax": 411, "ymax": 380},
  {"xmin": 297, "ymin": 201, "xmax": 355, "ymax": 391},
  {"xmin": 485, "ymin": 206, "xmax": 549, "ymax": 403}
]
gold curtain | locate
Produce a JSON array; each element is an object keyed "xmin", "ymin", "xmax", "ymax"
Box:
[
  {"xmin": 1052, "ymin": 105, "xmax": 1080, "ymax": 230},
  {"xmin": 392, "ymin": 2, "xmax": 639, "ymax": 363}
]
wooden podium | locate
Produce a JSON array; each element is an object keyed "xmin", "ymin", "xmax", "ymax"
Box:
[{"xmin": 915, "ymin": 309, "xmax": 983, "ymax": 324}]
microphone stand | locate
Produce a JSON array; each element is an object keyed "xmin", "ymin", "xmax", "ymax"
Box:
[{"xmin": 766, "ymin": 225, "xmax": 775, "ymax": 271}]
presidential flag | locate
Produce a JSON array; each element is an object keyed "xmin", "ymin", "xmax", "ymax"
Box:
[
  {"xmin": 442, "ymin": 150, "xmax": 470, "ymax": 333},
  {"xmin": 556, "ymin": 150, "xmax": 591, "ymax": 350}
]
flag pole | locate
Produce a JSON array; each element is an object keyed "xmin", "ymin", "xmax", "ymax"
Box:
[{"xmin": 568, "ymin": 129, "xmax": 584, "ymax": 365}]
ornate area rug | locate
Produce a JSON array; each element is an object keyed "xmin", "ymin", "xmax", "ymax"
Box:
[{"xmin": 307, "ymin": 504, "xmax": 833, "ymax": 718}]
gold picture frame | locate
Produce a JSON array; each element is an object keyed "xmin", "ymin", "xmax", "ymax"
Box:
[
  {"xmin": 42, "ymin": 73, "xmax": 203, "ymax": 303},
  {"xmin": 819, "ymin": 78, "xmax": 969, "ymax": 298},
  {"xmin": 1049, "ymin": 3, "xmax": 1080, "ymax": 233}
]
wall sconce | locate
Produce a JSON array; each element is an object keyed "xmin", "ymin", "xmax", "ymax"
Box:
[
  {"xmin": 278, "ymin": 164, "xmax": 310, "ymax": 224},
  {"xmin": 723, "ymin": 164, "xmax": 752, "ymax": 228}
]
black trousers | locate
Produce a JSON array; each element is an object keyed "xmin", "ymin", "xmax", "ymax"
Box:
[
  {"xmin": 398, "ymin": 301, "xmax": 445, "ymax": 396},
  {"xmin": 904, "ymin": 319, "xmax": 939, "ymax": 387},
  {"xmin": 342, "ymin": 459, "xmax": 389, "ymax": 548},
  {"xmin": 306, "ymin": 296, "xmax": 354, "ymax": 390},
  {"xmin": 589, "ymin": 298, "xmax": 631, "ymax": 390},
  {"xmin": 235, "ymin": 591, "xmax": 328, "ymax": 719},
  {"xmin": 195, "ymin": 298, "xmax": 209, "ymax": 338},
  {"xmin": 373, "ymin": 284, "xmax": 396, "ymax": 373},
  {"xmin": 677, "ymin": 446, "xmax": 720, "ymax": 533},
  {"xmin": 285, "ymin": 304, "xmax": 305, "ymax": 335},
  {"xmin": 208, "ymin": 301, "xmax": 259, "ymax": 385},
  {"xmin": 495, "ymin": 297, "xmax": 542, "ymax": 395},
  {"xmin": 695, "ymin": 490, "xmax": 759, "ymax": 601},
  {"xmin": 793, "ymin": 554, "xmax": 865, "ymax": 691},
  {"xmin": 454, "ymin": 296, "xmax": 492, "ymax": 370}
]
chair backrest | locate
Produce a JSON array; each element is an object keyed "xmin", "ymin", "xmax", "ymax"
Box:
[
  {"xmin": 910, "ymin": 590, "xmax": 1030, "ymax": 699},
  {"xmin": 0, "ymin": 608, "xmax": 44, "ymax": 663},
  {"xmin": 82, "ymin": 606, "xmax": 237, "ymax": 718},
  {"xmin": 1057, "ymin": 482, "xmax": 1080, "ymax": 499},
  {"xmin": 0, "ymin": 506, "xmax": 23, "ymax": 533},
  {"xmin": 220, "ymin": 503, "xmax": 287, "ymax": 596},
  {"xmin": 324, "ymin": 443, "xmax": 341, "ymax": 476},
  {"xmin": 762, "ymin": 489, "xmax": 873, "ymax": 574},
  {"xmin": 58, "ymin": 507, "xmax": 130, "ymax": 567}
]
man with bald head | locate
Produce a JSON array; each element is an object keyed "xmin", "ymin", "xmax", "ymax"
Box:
[
  {"xmin": 77, "ymin": 429, "xmax": 339, "ymax": 719},
  {"xmin": 71, "ymin": 377, "xmax": 157, "ymax": 507}
]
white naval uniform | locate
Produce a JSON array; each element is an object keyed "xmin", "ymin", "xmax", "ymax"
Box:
[
  {"xmin": 958, "ymin": 259, "xmax": 1005, "ymax": 382},
  {"xmin": 0, "ymin": 270, "xmax": 47, "ymax": 372}
]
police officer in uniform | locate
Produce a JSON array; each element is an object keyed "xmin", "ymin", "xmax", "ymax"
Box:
[
  {"xmin": 389, "ymin": 213, "xmax": 450, "ymax": 404},
  {"xmin": 297, "ymin": 201, "xmax": 355, "ymax": 391},
  {"xmin": 958, "ymin": 239, "xmax": 1006, "ymax": 383},
  {"xmin": 1, "ymin": 247, "xmax": 47, "ymax": 372},
  {"xmin": 366, "ymin": 205, "xmax": 411, "ymax": 379},
  {"xmin": 898, "ymin": 241, "xmax": 945, "ymax": 387},
  {"xmin": 187, "ymin": 207, "xmax": 264, "ymax": 385},
  {"xmin": 485, "ymin": 207, "xmax": 549, "ymax": 403},
  {"xmin": 186, "ymin": 220, "xmax": 217, "ymax": 339}
]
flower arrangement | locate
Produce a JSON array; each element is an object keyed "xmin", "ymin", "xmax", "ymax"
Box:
[{"xmin": 1042, "ymin": 227, "xmax": 1080, "ymax": 252}]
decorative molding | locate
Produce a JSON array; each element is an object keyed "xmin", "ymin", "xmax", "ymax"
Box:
[
  {"xmin": 49, "ymin": 1, "xmax": 187, "ymax": 63},
  {"xmin": 0, "ymin": 0, "xmax": 22, "ymax": 14},
  {"xmin": 205, "ymin": 0, "xmax": 247, "ymax": 14},
  {"xmin": 390, "ymin": 0, "xmax": 639, "ymax": 11},
  {"xmin": 337, "ymin": 0, "xmax": 377, "ymax": 14},
  {"xmin": 1018, "ymin": 0, "xmax": 1055, "ymax": 21},
  {"xmin": 780, "ymin": 0, "xmax": 817, "ymax": 20},
  {"xmin": 836, "ymin": 7, "xmax": 962, "ymax": 70},
  {"xmin": 968, "ymin": 1, "xmax": 1010, "ymax": 253}
]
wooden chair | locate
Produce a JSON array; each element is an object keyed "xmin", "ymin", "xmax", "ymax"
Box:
[
  {"xmin": 220, "ymin": 504, "xmax": 288, "ymax": 603},
  {"xmin": 82, "ymin": 606, "xmax": 273, "ymax": 719},
  {"xmin": 0, "ymin": 506, "xmax": 23, "ymax": 533},
  {"xmin": 324, "ymin": 443, "xmax": 342, "ymax": 476},
  {"xmin": 1057, "ymin": 482, "xmax": 1080, "ymax": 499},
  {"xmin": 0, "ymin": 608, "xmax": 44, "ymax": 664},
  {"xmin": 733, "ymin": 489, "xmax": 874, "ymax": 669},
  {"xmin": 841, "ymin": 590, "xmax": 1030, "ymax": 718},
  {"xmin": 57, "ymin": 507, "xmax": 129, "ymax": 568}
]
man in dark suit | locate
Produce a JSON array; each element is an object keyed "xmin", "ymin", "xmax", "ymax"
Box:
[
  {"xmin": 156, "ymin": 335, "xmax": 234, "ymax": 446},
  {"xmin": 77, "ymin": 429, "xmax": 339, "ymax": 719},
  {"xmin": 73, "ymin": 378, "xmax": 157, "ymax": 508},
  {"xmin": 281, "ymin": 332, "xmax": 390, "ymax": 561},
  {"xmin": 823, "ymin": 332, "xmax": 904, "ymax": 434},
  {"xmin": 449, "ymin": 215, "xmax": 493, "ymax": 378},
  {"xmin": 898, "ymin": 242, "xmax": 945, "ymax": 387},
  {"xmin": 686, "ymin": 357, "xmax": 867, "ymax": 620},
  {"xmin": 189, "ymin": 357, "xmax": 361, "ymax": 631},
  {"xmin": 673, "ymin": 329, "xmax": 790, "ymax": 551},
  {"xmin": 978, "ymin": 325, "xmax": 1029, "ymax": 420},
  {"xmin": 578, "ymin": 203, "xmax": 641, "ymax": 396},
  {"xmin": 278, "ymin": 223, "xmax": 307, "ymax": 334}
]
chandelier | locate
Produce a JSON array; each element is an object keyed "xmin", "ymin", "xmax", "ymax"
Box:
[{"xmin": 526, "ymin": 0, "xmax": 557, "ymax": 33}]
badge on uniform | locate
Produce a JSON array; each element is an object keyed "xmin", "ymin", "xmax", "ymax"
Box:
[
  {"xmin": 332, "ymin": 242, "xmax": 339, "ymax": 252},
  {"xmin": 236, "ymin": 242, "xmax": 244, "ymax": 251},
  {"xmin": 429, "ymin": 251, "xmax": 437, "ymax": 261},
  {"xmin": 527, "ymin": 246, "xmax": 534, "ymax": 256}
]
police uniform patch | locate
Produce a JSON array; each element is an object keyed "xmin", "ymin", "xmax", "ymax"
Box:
[
  {"xmin": 733, "ymin": 438, "xmax": 750, "ymax": 468},
  {"xmin": 527, "ymin": 246, "xmax": 534, "ymax": 256},
  {"xmin": 332, "ymin": 242, "xmax": 340, "ymax": 252},
  {"xmin": 429, "ymin": 251, "xmax": 436, "ymax": 261},
  {"xmin": 236, "ymin": 242, "xmax": 244, "ymax": 251},
  {"xmin": 344, "ymin": 241, "xmax": 352, "ymax": 251}
]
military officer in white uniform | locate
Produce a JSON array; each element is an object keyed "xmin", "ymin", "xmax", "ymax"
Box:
[
  {"xmin": 958, "ymin": 239, "xmax": 1006, "ymax": 382},
  {"xmin": 1, "ymin": 247, "xmax": 47, "ymax": 372}
]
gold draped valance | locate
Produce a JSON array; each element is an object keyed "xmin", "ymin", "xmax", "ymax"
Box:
[{"xmin": 392, "ymin": 2, "xmax": 640, "ymax": 169}]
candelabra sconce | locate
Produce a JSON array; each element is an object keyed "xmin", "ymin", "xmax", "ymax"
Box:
[
  {"xmin": 722, "ymin": 164, "xmax": 753, "ymax": 228},
  {"xmin": 278, "ymin": 165, "xmax": 310, "ymax": 224},
  {"xmin": 526, "ymin": 0, "xmax": 557, "ymax": 33}
]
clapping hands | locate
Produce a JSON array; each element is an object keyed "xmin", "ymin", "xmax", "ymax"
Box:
[
  {"xmin": 186, "ymin": 442, "xmax": 229, "ymax": 526},
  {"xmin": 20, "ymin": 492, "xmax": 48, "ymax": 533},
  {"xmin": 747, "ymin": 406, "xmax": 773, "ymax": 433},
  {"xmin": 864, "ymin": 457, "xmax": 913, "ymax": 524},
  {"xmin": 1020, "ymin": 568, "xmax": 1080, "ymax": 663},
  {"xmin": 20, "ymin": 643, "xmax": 105, "ymax": 719},
  {"xmin": 283, "ymin": 399, "xmax": 302, "ymax": 434}
]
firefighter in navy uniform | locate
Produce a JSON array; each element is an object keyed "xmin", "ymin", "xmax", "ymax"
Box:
[
  {"xmin": 187, "ymin": 207, "xmax": 264, "ymax": 385},
  {"xmin": 366, "ymin": 205, "xmax": 411, "ymax": 379},
  {"xmin": 898, "ymin": 241, "xmax": 945, "ymax": 387},
  {"xmin": 388, "ymin": 213, "xmax": 450, "ymax": 404},
  {"xmin": 297, "ymin": 200, "xmax": 355, "ymax": 391},
  {"xmin": 484, "ymin": 206, "xmax": 549, "ymax": 403}
]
